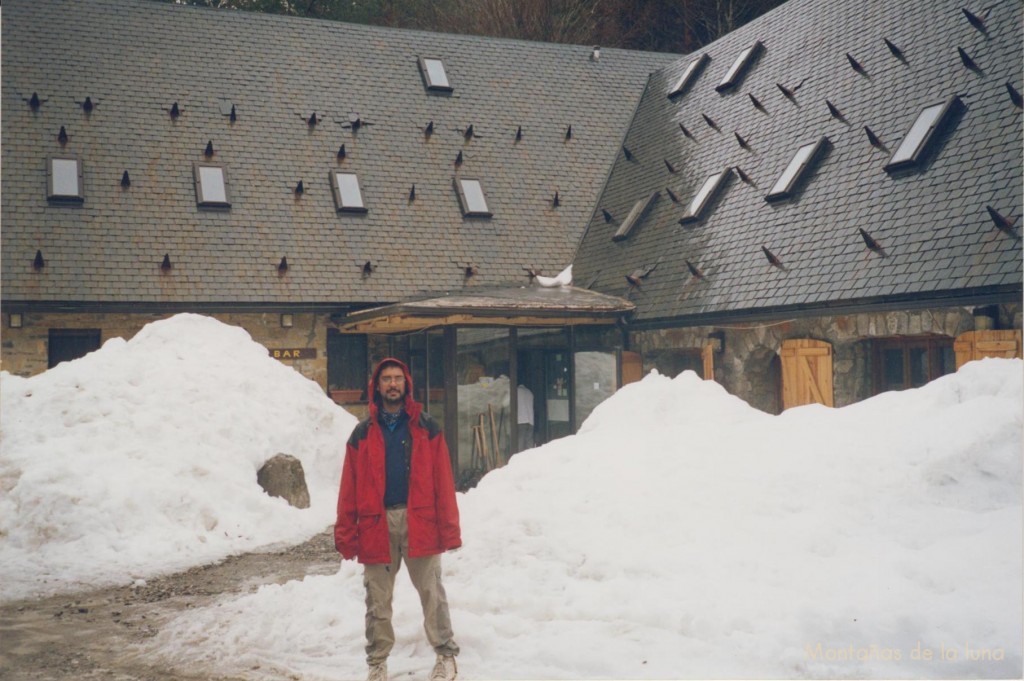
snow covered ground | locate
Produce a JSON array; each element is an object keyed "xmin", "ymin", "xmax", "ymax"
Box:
[
  {"xmin": 0, "ymin": 314, "xmax": 355, "ymax": 601},
  {"xmin": 1, "ymin": 314, "xmax": 1021, "ymax": 679}
]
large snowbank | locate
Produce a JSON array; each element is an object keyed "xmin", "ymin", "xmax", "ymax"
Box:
[
  {"xmin": 145, "ymin": 358, "xmax": 1022, "ymax": 679},
  {"xmin": 0, "ymin": 314, "xmax": 355, "ymax": 601}
]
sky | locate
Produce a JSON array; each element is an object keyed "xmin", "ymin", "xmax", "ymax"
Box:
[{"xmin": 1, "ymin": 313, "xmax": 1021, "ymax": 679}]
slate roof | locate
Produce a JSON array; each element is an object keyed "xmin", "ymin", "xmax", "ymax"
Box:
[
  {"xmin": 573, "ymin": 0, "xmax": 1023, "ymax": 325},
  {"xmin": 1, "ymin": 0, "xmax": 675, "ymax": 310}
]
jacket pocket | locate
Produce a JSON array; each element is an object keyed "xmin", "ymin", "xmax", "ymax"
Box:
[
  {"xmin": 409, "ymin": 505, "xmax": 441, "ymax": 550},
  {"xmin": 356, "ymin": 514, "xmax": 384, "ymax": 559}
]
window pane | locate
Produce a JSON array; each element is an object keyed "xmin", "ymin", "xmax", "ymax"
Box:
[
  {"xmin": 614, "ymin": 190, "xmax": 659, "ymax": 239},
  {"xmin": 769, "ymin": 142, "xmax": 816, "ymax": 197},
  {"xmin": 574, "ymin": 351, "xmax": 616, "ymax": 430},
  {"xmin": 939, "ymin": 346, "xmax": 956, "ymax": 376},
  {"xmin": 335, "ymin": 173, "xmax": 364, "ymax": 208},
  {"xmin": 460, "ymin": 179, "xmax": 489, "ymax": 214},
  {"xmin": 51, "ymin": 159, "xmax": 80, "ymax": 197},
  {"xmin": 423, "ymin": 58, "xmax": 449, "ymax": 89},
  {"xmin": 909, "ymin": 347, "xmax": 929, "ymax": 387},
  {"xmin": 199, "ymin": 167, "xmax": 227, "ymax": 204},
  {"xmin": 718, "ymin": 42, "xmax": 762, "ymax": 91},
  {"xmin": 426, "ymin": 329, "xmax": 446, "ymax": 422},
  {"xmin": 889, "ymin": 103, "xmax": 945, "ymax": 166},
  {"xmin": 327, "ymin": 331, "xmax": 367, "ymax": 394},
  {"xmin": 683, "ymin": 170, "xmax": 727, "ymax": 222},
  {"xmin": 456, "ymin": 328, "xmax": 510, "ymax": 484},
  {"xmin": 883, "ymin": 348, "xmax": 905, "ymax": 391},
  {"xmin": 668, "ymin": 54, "xmax": 708, "ymax": 97},
  {"xmin": 48, "ymin": 329, "xmax": 101, "ymax": 368}
]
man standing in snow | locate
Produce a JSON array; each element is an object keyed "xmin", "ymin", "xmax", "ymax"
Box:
[{"xmin": 335, "ymin": 358, "xmax": 461, "ymax": 681}]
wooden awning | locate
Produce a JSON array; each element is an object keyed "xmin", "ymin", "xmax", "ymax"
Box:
[{"xmin": 335, "ymin": 285, "xmax": 635, "ymax": 333}]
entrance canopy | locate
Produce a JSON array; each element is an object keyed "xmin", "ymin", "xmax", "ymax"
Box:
[{"xmin": 336, "ymin": 285, "xmax": 635, "ymax": 333}]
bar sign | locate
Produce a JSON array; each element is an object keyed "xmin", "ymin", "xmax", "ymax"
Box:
[{"xmin": 269, "ymin": 348, "xmax": 317, "ymax": 360}]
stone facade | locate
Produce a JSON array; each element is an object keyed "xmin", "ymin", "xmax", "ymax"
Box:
[
  {"xmin": 3, "ymin": 303, "xmax": 1020, "ymax": 415},
  {"xmin": 631, "ymin": 304, "xmax": 1021, "ymax": 413},
  {"xmin": 1, "ymin": 311, "xmax": 329, "ymax": 389}
]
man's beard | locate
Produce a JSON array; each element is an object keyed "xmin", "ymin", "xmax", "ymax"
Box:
[{"xmin": 381, "ymin": 388, "xmax": 405, "ymax": 409}]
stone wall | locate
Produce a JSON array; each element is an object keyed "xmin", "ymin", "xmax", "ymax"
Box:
[
  {"xmin": 1, "ymin": 311, "xmax": 330, "ymax": 389},
  {"xmin": 631, "ymin": 303, "xmax": 1021, "ymax": 411}
]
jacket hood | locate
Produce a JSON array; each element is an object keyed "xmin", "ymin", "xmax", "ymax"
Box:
[{"xmin": 368, "ymin": 357, "xmax": 421, "ymax": 421}]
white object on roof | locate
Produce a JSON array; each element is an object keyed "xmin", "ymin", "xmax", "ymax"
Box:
[{"xmin": 534, "ymin": 264, "xmax": 572, "ymax": 288}]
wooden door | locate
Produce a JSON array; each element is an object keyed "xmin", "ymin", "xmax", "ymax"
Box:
[
  {"xmin": 621, "ymin": 350, "xmax": 642, "ymax": 385},
  {"xmin": 702, "ymin": 343, "xmax": 715, "ymax": 381},
  {"xmin": 780, "ymin": 339, "xmax": 834, "ymax": 409},
  {"xmin": 953, "ymin": 330, "xmax": 1023, "ymax": 368}
]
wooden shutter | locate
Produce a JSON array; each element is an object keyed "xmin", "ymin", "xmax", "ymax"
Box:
[
  {"xmin": 780, "ymin": 339, "xmax": 834, "ymax": 409},
  {"xmin": 954, "ymin": 330, "xmax": 1023, "ymax": 368},
  {"xmin": 702, "ymin": 342, "xmax": 715, "ymax": 381},
  {"xmin": 620, "ymin": 350, "xmax": 643, "ymax": 385}
]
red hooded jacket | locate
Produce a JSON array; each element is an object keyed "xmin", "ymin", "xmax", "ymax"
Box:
[{"xmin": 334, "ymin": 358, "xmax": 461, "ymax": 563}]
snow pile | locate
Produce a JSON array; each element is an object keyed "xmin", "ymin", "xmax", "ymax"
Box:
[
  {"xmin": 147, "ymin": 359, "xmax": 1022, "ymax": 679},
  {"xmin": 0, "ymin": 313, "xmax": 355, "ymax": 602}
]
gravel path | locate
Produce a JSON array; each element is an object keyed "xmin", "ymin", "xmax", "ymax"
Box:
[{"xmin": 0, "ymin": 529, "xmax": 340, "ymax": 680}]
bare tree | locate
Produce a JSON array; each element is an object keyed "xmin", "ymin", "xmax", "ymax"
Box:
[{"xmin": 156, "ymin": 0, "xmax": 787, "ymax": 52}]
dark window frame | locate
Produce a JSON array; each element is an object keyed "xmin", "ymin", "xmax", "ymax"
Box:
[
  {"xmin": 48, "ymin": 328, "xmax": 101, "ymax": 368},
  {"xmin": 871, "ymin": 336, "xmax": 955, "ymax": 394},
  {"xmin": 327, "ymin": 330, "xmax": 369, "ymax": 398},
  {"xmin": 47, "ymin": 157, "xmax": 84, "ymax": 203}
]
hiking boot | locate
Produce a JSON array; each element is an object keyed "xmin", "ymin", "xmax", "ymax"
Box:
[
  {"xmin": 429, "ymin": 654, "xmax": 457, "ymax": 681},
  {"xmin": 367, "ymin": 661, "xmax": 388, "ymax": 681}
]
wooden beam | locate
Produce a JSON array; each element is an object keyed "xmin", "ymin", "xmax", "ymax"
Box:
[{"xmin": 337, "ymin": 313, "xmax": 619, "ymax": 333}]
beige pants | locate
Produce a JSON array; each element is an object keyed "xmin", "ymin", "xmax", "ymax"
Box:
[{"xmin": 363, "ymin": 507, "xmax": 459, "ymax": 665}]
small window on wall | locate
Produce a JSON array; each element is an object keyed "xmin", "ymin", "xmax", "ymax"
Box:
[
  {"xmin": 327, "ymin": 330, "xmax": 369, "ymax": 401},
  {"xmin": 331, "ymin": 171, "xmax": 368, "ymax": 213},
  {"xmin": 194, "ymin": 164, "xmax": 230, "ymax": 208},
  {"xmin": 48, "ymin": 329, "xmax": 101, "ymax": 368},
  {"xmin": 419, "ymin": 57, "xmax": 453, "ymax": 92},
  {"xmin": 873, "ymin": 337, "xmax": 955, "ymax": 394},
  {"xmin": 48, "ymin": 158, "xmax": 84, "ymax": 202},
  {"xmin": 455, "ymin": 178, "xmax": 492, "ymax": 217}
]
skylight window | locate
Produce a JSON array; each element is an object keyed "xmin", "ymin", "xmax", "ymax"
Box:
[
  {"xmin": 419, "ymin": 57, "xmax": 453, "ymax": 92},
  {"xmin": 667, "ymin": 54, "xmax": 710, "ymax": 99},
  {"xmin": 47, "ymin": 158, "xmax": 83, "ymax": 202},
  {"xmin": 194, "ymin": 164, "xmax": 230, "ymax": 208},
  {"xmin": 612, "ymin": 190, "xmax": 659, "ymax": 241},
  {"xmin": 716, "ymin": 41, "xmax": 763, "ymax": 92},
  {"xmin": 331, "ymin": 171, "xmax": 367, "ymax": 213},
  {"xmin": 680, "ymin": 169, "xmax": 731, "ymax": 224},
  {"xmin": 884, "ymin": 96, "xmax": 964, "ymax": 173},
  {"xmin": 455, "ymin": 178, "xmax": 492, "ymax": 217},
  {"xmin": 765, "ymin": 136, "xmax": 831, "ymax": 203}
]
